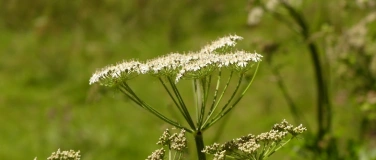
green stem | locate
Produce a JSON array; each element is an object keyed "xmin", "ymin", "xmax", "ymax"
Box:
[
  {"xmin": 202, "ymin": 73, "xmax": 244, "ymax": 130},
  {"xmin": 203, "ymin": 62, "xmax": 260, "ymax": 130},
  {"xmin": 118, "ymin": 83, "xmax": 193, "ymax": 133},
  {"xmin": 280, "ymin": 0, "xmax": 332, "ymax": 151},
  {"xmin": 167, "ymin": 77, "xmax": 196, "ymax": 130},
  {"xmin": 194, "ymin": 131, "xmax": 206, "ymax": 160},
  {"xmin": 169, "ymin": 148, "xmax": 172, "ymax": 160},
  {"xmin": 207, "ymin": 71, "xmax": 222, "ymax": 115},
  {"xmin": 193, "ymin": 79, "xmax": 200, "ymax": 123},
  {"xmin": 160, "ymin": 77, "xmax": 193, "ymax": 129},
  {"xmin": 264, "ymin": 138, "xmax": 293, "ymax": 158},
  {"xmin": 202, "ymin": 70, "xmax": 233, "ymax": 129},
  {"xmin": 198, "ymin": 76, "xmax": 211, "ymax": 128}
]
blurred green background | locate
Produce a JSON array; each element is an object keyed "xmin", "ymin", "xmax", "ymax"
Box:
[{"xmin": 1, "ymin": 0, "xmax": 375, "ymax": 159}]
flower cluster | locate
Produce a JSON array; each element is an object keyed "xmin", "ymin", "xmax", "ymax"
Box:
[
  {"xmin": 156, "ymin": 129, "xmax": 187, "ymax": 151},
  {"xmin": 147, "ymin": 128, "xmax": 188, "ymax": 160},
  {"xmin": 202, "ymin": 119, "xmax": 307, "ymax": 160},
  {"xmin": 46, "ymin": 149, "xmax": 81, "ymax": 160},
  {"xmin": 146, "ymin": 148, "xmax": 165, "ymax": 160},
  {"xmin": 89, "ymin": 35, "xmax": 262, "ymax": 86},
  {"xmin": 199, "ymin": 35, "xmax": 243, "ymax": 54},
  {"xmin": 272, "ymin": 119, "xmax": 307, "ymax": 135}
]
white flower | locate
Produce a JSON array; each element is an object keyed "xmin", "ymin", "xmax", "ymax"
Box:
[
  {"xmin": 218, "ymin": 51, "xmax": 263, "ymax": 71},
  {"xmin": 89, "ymin": 60, "xmax": 146, "ymax": 86},
  {"xmin": 147, "ymin": 53, "xmax": 192, "ymax": 76},
  {"xmin": 213, "ymin": 150, "xmax": 226, "ymax": 160},
  {"xmin": 175, "ymin": 53, "xmax": 219, "ymax": 82},
  {"xmin": 174, "ymin": 51, "xmax": 262, "ymax": 82},
  {"xmin": 146, "ymin": 148, "xmax": 165, "ymax": 160},
  {"xmin": 200, "ymin": 35, "xmax": 243, "ymax": 54},
  {"xmin": 90, "ymin": 35, "xmax": 263, "ymax": 85},
  {"xmin": 237, "ymin": 139, "xmax": 260, "ymax": 154}
]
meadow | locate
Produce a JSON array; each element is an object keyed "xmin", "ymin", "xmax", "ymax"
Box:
[{"xmin": 0, "ymin": 0, "xmax": 375, "ymax": 159}]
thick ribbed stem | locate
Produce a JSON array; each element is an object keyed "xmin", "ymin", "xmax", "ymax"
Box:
[{"xmin": 194, "ymin": 131, "xmax": 206, "ymax": 160}]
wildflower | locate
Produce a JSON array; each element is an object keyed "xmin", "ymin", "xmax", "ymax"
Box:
[
  {"xmin": 203, "ymin": 120, "xmax": 307, "ymax": 159},
  {"xmin": 146, "ymin": 53, "xmax": 190, "ymax": 77},
  {"xmin": 237, "ymin": 139, "xmax": 260, "ymax": 154},
  {"xmin": 90, "ymin": 35, "xmax": 262, "ymax": 160},
  {"xmin": 90, "ymin": 35, "xmax": 262, "ymax": 85},
  {"xmin": 202, "ymin": 143, "xmax": 222, "ymax": 154},
  {"xmin": 146, "ymin": 148, "xmax": 165, "ymax": 160},
  {"xmin": 175, "ymin": 53, "xmax": 219, "ymax": 82},
  {"xmin": 292, "ymin": 124, "xmax": 307, "ymax": 135},
  {"xmin": 218, "ymin": 51, "xmax": 262, "ymax": 72},
  {"xmin": 170, "ymin": 129, "xmax": 187, "ymax": 151},
  {"xmin": 222, "ymin": 139, "xmax": 237, "ymax": 152},
  {"xmin": 174, "ymin": 51, "xmax": 262, "ymax": 82},
  {"xmin": 199, "ymin": 35, "xmax": 243, "ymax": 54},
  {"xmin": 47, "ymin": 149, "xmax": 81, "ymax": 160},
  {"xmin": 213, "ymin": 150, "xmax": 226, "ymax": 160},
  {"xmin": 273, "ymin": 119, "xmax": 293, "ymax": 131},
  {"xmin": 156, "ymin": 129, "xmax": 171, "ymax": 146},
  {"xmin": 89, "ymin": 60, "xmax": 147, "ymax": 86}
]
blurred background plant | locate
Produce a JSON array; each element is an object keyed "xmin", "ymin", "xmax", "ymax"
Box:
[
  {"xmin": 1, "ymin": 0, "xmax": 375, "ymax": 159},
  {"xmin": 248, "ymin": 0, "xmax": 376, "ymax": 159}
]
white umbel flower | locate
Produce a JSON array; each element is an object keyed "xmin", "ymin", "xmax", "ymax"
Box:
[
  {"xmin": 89, "ymin": 60, "xmax": 146, "ymax": 86},
  {"xmin": 147, "ymin": 53, "xmax": 192, "ymax": 76},
  {"xmin": 90, "ymin": 35, "xmax": 263, "ymax": 85},
  {"xmin": 218, "ymin": 51, "xmax": 263, "ymax": 72},
  {"xmin": 175, "ymin": 53, "xmax": 219, "ymax": 82},
  {"xmin": 237, "ymin": 139, "xmax": 260, "ymax": 154}
]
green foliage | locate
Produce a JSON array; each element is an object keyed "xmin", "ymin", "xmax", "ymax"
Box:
[{"xmin": 1, "ymin": 0, "xmax": 376, "ymax": 159}]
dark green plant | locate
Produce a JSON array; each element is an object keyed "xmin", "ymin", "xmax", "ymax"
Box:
[{"xmin": 248, "ymin": 0, "xmax": 376, "ymax": 159}]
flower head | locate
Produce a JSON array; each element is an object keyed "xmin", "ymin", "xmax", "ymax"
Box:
[
  {"xmin": 175, "ymin": 53, "xmax": 219, "ymax": 82},
  {"xmin": 218, "ymin": 51, "xmax": 262, "ymax": 72},
  {"xmin": 202, "ymin": 143, "xmax": 222, "ymax": 154},
  {"xmin": 146, "ymin": 148, "xmax": 165, "ymax": 160},
  {"xmin": 89, "ymin": 35, "xmax": 262, "ymax": 85},
  {"xmin": 156, "ymin": 129, "xmax": 171, "ymax": 146},
  {"xmin": 256, "ymin": 129, "xmax": 288, "ymax": 142},
  {"xmin": 213, "ymin": 150, "xmax": 226, "ymax": 160},
  {"xmin": 170, "ymin": 129, "xmax": 187, "ymax": 151},
  {"xmin": 89, "ymin": 60, "xmax": 147, "ymax": 86},
  {"xmin": 47, "ymin": 149, "xmax": 81, "ymax": 160},
  {"xmin": 200, "ymin": 35, "xmax": 243, "ymax": 54},
  {"xmin": 237, "ymin": 139, "xmax": 260, "ymax": 154},
  {"xmin": 203, "ymin": 120, "xmax": 306, "ymax": 159},
  {"xmin": 146, "ymin": 53, "xmax": 190, "ymax": 77},
  {"xmin": 174, "ymin": 51, "xmax": 262, "ymax": 82}
]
